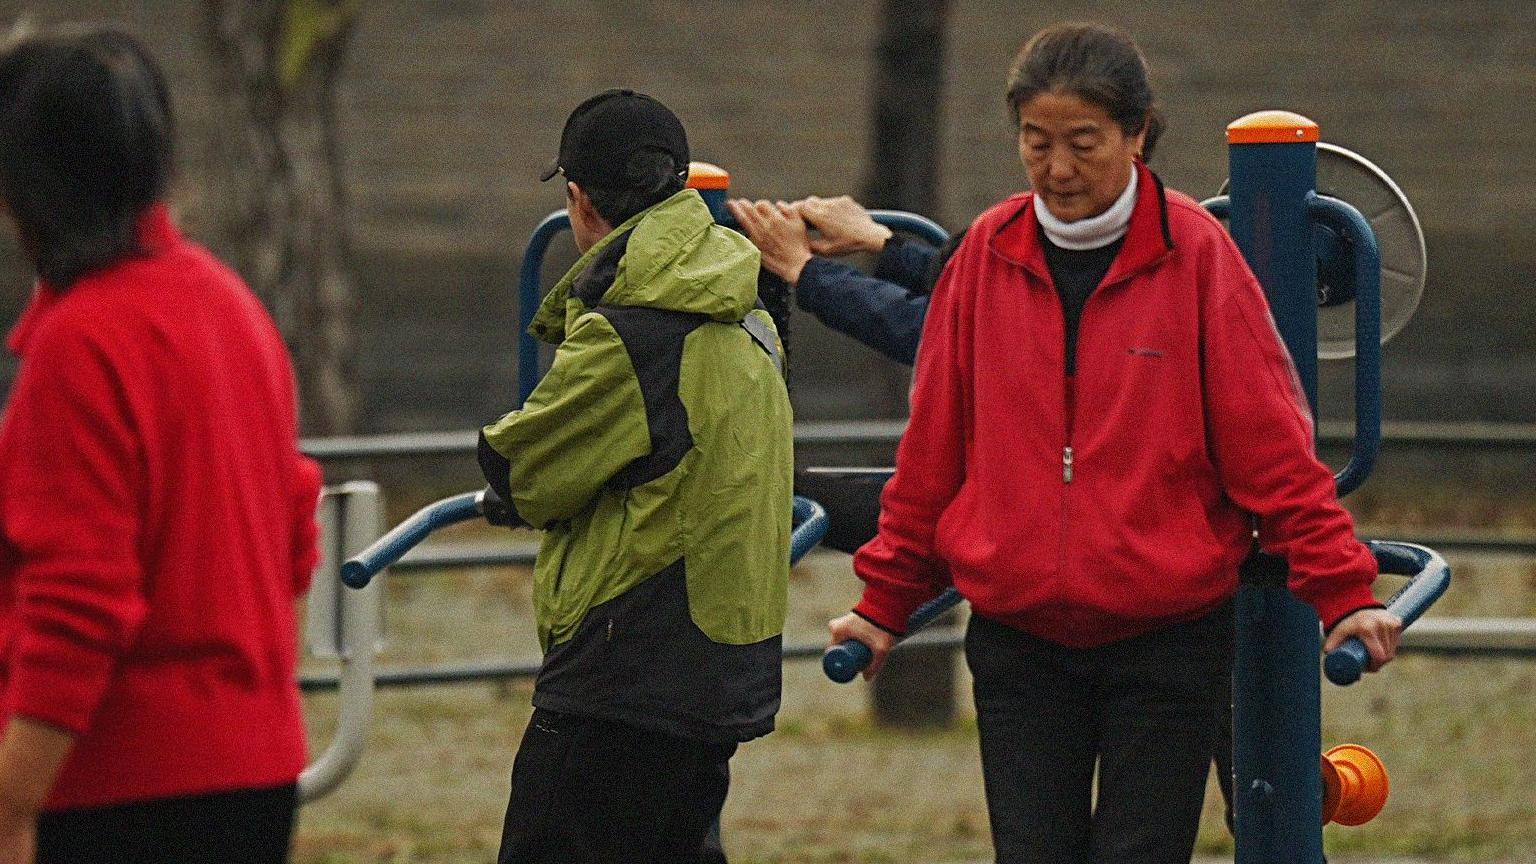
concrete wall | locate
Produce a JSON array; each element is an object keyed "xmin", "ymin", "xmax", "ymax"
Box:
[{"xmin": 1, "ymin": 1, "xmax": 1532, "ymax": 430}]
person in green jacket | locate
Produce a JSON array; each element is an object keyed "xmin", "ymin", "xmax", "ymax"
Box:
[{"xmin": 478, "ymin": 90, "xmax": 793, "ymax": 864}]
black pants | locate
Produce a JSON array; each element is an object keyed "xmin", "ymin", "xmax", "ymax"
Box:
[
  {"xmin": 966, "ymin": 604, "xmax": 1234, "ymax": 864},
  {"xmin": 36, "ymin": 782, "xmax": 296, "ymax": 864},
  {"xmin": 498, "ymin": 708, "xmax": 736, "ymax": 864}
]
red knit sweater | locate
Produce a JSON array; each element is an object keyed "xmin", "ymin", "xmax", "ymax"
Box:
[{"xmin": 0, "ymin": 205, "xmax": 322, "ymax": 810}]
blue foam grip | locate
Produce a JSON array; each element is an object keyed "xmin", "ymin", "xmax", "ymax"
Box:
[
  {"xmin": 1324, "ymin": 540, "xmax": 1451, "ymax": 686},
  {"xmin": 823, "ymin": 640, "xmax": 873, "ymax": 683},
  {"xmin": 1324, "ymin": 639, "xmax": 1370, "ymax": 686},
  {"xmin": 822, "ymin": 587, "xmax": 965, "ymax": 683},
  {"xmin": 340, "ymin": 492, "xmax": 484, "ymax": 588}
]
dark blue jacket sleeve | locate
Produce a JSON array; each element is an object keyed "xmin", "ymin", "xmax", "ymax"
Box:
[
  {"xmin": 870, "ymin": 235, "xmax": 939, "ymax": 291},
  {"xmin": 794, "ymin": 252, "xmax": 933, "ymax": 367}
]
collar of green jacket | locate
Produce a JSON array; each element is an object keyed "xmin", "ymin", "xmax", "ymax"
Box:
[{"xmin": 528, "ymin": 189, "xmax": 762, "ymax": 345}]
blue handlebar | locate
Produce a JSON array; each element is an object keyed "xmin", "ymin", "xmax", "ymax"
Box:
[
  {"xmin": 1307, "ymin": 194, "xmax": 1381, "ymax": 496},
  {"xmin": 340, "ymin": 492, "xmax": 485, "ymax": 588},
  {"xmin": 823, "ymin": 538, "xmax": 1448, "ymax": 686},
  {"xmin": 518, "ymin": 211, "xmax": 572, "ymax": 404},
  {"xmin": 866, "ymin": 210, "xmax": 949, "ymax": 247},
  {"xmin": 343, "ymin": 491, "xmax": 829, "ymax": 590},
  {"xmin": 823, "ymin": 586, "xmax": 964, "ymax": 683},
  {"xmin": 1324, "ymin": 540, "xmax": 1450, "ymax": 685},
  {"xmin": 789, "ymin": 496, "xmax": 829, "ymax": 566}
]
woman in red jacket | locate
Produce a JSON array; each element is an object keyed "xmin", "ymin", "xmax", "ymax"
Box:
[
  {"xmin": 0, "ymin": 28, "xmax": 320, "ymax": 864},
  {"xmin": 828, "ymin": 22, "xmax": 1403, "ymax": 864}
]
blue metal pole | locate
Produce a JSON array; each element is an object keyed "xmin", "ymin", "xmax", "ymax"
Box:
[
  {"xmin": 517, "ymin": 211, "xmax": 572, "ymax": 405},
  {"xmin": 1225, "ymin": 111, "xmax": 1327, "ymax": 864}
]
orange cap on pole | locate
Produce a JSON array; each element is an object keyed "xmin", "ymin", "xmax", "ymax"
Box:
[
  {"xmin": 686, "ymin": 161, "xmax": 730, "ymax": 190},
  {"xmin": 1227, "ymin": 110, "xmax": 1320, "ymax": 145}
]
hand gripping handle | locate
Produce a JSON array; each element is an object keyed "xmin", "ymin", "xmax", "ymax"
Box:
[
  {"xmin": 340, "ymin": 491, "xmax": 486, "ymax": 588},
  {"xmin": 1324, "ymin": 540, "xmax": 1451, "ymax": 685},
  {"xmin": 823, "ymin": 587, "xmax": 964, "ymax": 683}
]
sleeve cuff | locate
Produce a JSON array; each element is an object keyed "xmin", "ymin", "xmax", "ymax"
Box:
[
  {"xmin": 477, "ymin": 430, "xmax": 515, "ymax": 506},
  {"xmin": 870, "ymin": 234, "xmax": 910, "ymax": 283},
  {"xmin": 851, "ymin": 609, "xmax": 904, "ymax": 638},
  {"xmin": 4, "ymin": 650, "xmax": 115, "ymax": 736},
  {"xmin": 792, "ymin": 257, "xmax": 839, "ymax": 311},
  {"xmin": 1309, "ymin": 582, "xmax": 1384, "ymax": 632},
  {"xmin": 1321, "ymin": 602, "xmax": 1388, "ymax": 635},
  {"xmin": 852, "ymin": 577, "xmax": 942, "ymax": 637},
  {"xmin": 291, "ymin": 457, "xmax": 324, "ymax": 595}
]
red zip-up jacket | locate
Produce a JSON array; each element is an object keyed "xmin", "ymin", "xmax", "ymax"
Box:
[
  {"xmin": 853, "ymin": 163, "xmax": 1379, "ymax": 647},
  {"xmin": 0, "ymin": 205, "xmax": 322, "ymax": 809}
]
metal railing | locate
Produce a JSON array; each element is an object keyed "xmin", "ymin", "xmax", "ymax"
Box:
[
  {"xmin": 300, "ymin": 420, "xmax": 1536, "ymax": 461},
  {"xmin": 298, "ymin": 482, "xmax": 385, "ymax": 803},
  {"xmin": 366, "ymin": 530, "xmax": 1536, "ymax": 575}
]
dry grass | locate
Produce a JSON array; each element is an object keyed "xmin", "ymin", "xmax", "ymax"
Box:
[{"xmin": 294, "ymin": 505, "xmax": 1536, "ymax": 864}]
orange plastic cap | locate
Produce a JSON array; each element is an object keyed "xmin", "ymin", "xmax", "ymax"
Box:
[
  {"xmin": 686, "ymin": 161, "xmax": 730, "ymax": 190},
  {"xmin": 1320, "ymin": 744, "xmax": 1390, "ymax": 826},
  {"xmin": 1227, "ymin": 110, "xmax": 1320, "ymax": 144}
]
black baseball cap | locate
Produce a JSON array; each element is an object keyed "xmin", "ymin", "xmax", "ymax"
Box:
[{"xmin": 540, "ymin": 89, "xmax": 689, "ymax": 188}]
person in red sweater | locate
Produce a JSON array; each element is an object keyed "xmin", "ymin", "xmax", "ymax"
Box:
[
  {"xmin": 0, "ymin": 28, "xmax": 320, "ymax": 864},
  {"xmin": 827, "ymin": 23, "xmax": 1403, "ymax": 864}
]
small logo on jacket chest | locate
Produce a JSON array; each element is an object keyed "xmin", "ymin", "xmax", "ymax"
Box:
[{"xmin": 1128, "ymin": 347, "xmax": 1165, "ymax": 358}]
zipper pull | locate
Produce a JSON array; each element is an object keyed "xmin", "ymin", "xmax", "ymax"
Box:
[{"xmin": 1063, "ymin": 446, "xmax": 1074, "ymax": 483}]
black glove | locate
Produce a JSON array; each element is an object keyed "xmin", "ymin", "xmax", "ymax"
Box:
[{"xmin": 479, "ymin": 484, "xmax": 528, "ymax": 528}]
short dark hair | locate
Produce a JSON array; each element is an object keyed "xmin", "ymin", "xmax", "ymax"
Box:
[
  {"xmin": 1004, "ymin": 23, "xmax": 1165, "ymax": 161},
  {"xmin": 578, "ymin": 149, "xmax": 686, "ymax": 227},
  {"xmin": 0, "ymin": 27, "xmax": 174, "ymax": 288}
]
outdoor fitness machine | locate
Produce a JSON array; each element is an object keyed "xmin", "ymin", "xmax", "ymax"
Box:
[
  {"xmin": 1219, "ymin": 110, "xmax": 1447, "ymax": 863},
  {"xmin": 824, "ymin": 111, "xmax": 1450, "ymax": 863}
]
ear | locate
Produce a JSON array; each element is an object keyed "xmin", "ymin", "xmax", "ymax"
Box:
[
  {"xmin": 1130, "ymin": 119, "xmax": 1150, "ymax": 160},
  {"xmin": 566, "ymin": 181, "xmax": 587, "ymax": 213}
]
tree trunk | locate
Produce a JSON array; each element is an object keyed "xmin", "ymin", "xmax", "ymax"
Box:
[
  {"xmin": 200, "ymin": 0, "xmax": 360, "ymax": 436},
  {"xmin": 861, "ymin": 0, "xmax": 951, "ymax": 220}
]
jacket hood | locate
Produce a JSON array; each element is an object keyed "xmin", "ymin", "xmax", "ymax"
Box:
[{"xmin": 529, "ymin": 189, "xmax": 761, "ymax": 344}]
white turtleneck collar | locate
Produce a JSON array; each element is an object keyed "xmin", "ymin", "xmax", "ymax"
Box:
[{"xmin": 1033, "ymin": 166, "xmax": 1138, "ymax": 251}]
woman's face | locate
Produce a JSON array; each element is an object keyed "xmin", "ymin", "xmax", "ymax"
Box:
[{"xmin": 1017, "ymin": 90, "xmax": 1146, "ymax": 223}]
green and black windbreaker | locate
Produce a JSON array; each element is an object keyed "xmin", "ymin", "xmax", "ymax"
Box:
[{"xmin": 478, "ymin": 189, "xmax": 793, "ymax": 743}]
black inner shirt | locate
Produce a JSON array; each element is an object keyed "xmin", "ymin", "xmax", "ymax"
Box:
[{"xmin": 1040, "ymin": 225, "xmax": 1124, "ymax": 375}]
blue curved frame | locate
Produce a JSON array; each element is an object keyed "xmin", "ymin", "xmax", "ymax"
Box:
[
  {"xmin": 1203, "ymin": 192, "xmax": 1381, "ymax": 495},
  {"xmin": 343, "ymin": 492, "xmax": 831, "ymax": 589},
  {"xmin": 1307, "ymin": 194, "xmax": 1382, "ymax": 495},
  {"xmin": 1323, "ymin": 541, "xmax": 1450, "ymax": 685}
]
